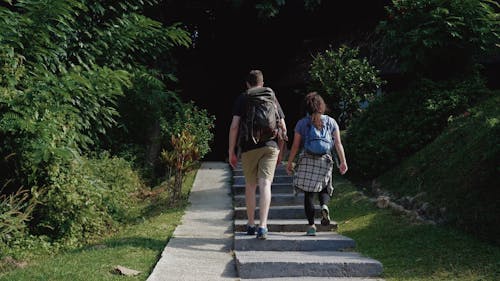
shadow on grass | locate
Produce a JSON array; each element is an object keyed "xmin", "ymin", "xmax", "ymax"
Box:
[{"xmin": 331, "ymin": 181, "xmax": 500, "ymax": 280}]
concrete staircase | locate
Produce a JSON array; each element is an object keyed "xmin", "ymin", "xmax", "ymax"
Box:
[{"xmin": 232, "ymin": 165, "xmax": 384, "ymax": 280}]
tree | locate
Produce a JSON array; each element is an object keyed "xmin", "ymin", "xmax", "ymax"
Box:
[{"xmin": 377, "ymin": 0, "xmax": 499, "ymax": 78}]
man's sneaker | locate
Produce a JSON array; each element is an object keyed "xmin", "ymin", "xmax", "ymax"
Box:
[
  {"xmin": 321, "ymin": 204, "xmax": 331, "ymax": 226},
  {"xmin": 306, "ymin": 225, "xmax": 317, "ymax": 236},
  {"xmin": 256, "ymin": 227, "xmax": 268, "ymax": 239},
  {"xmin": 246, "ymin": 225, "xmax": 256, "ymax": 235}
]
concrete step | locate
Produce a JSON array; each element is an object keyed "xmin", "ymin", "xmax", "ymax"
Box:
[
  {"xmin": 235, "ymin": 219, "xmax": 337, "ymax": 232},
  {"xmin": 234, "ymin": 232, "xmax": 355, "ymax": 251},
  {"xmin": 234, "ymin": 193, "xmax": 305, "ymax": 207},
  {"xmin": 235, "ymin": 251, "xmax": 383, "ymax": 279},
  {"xmin": 234, "ymin": 205, "xmax": 321, "ymax": 220},
  {"xmin": 239, "ymin": 276, "xmax": 384, "ymax": 281},
  {"xmin": 233, "ymin": 175, "xmax": 292, "ymax": 185},
  {"xmin": 232, "ymin": 183, "xmax": 294, "ymax": 195}
]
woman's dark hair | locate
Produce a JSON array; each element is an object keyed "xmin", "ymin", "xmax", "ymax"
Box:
[{"xmin": 302, "ymin": 92, "xmax": 327, "ymax": 129}]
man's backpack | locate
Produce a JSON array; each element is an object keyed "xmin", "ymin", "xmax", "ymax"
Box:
[
  {"xmin": 304, "ymin": 116, "xmax": 333, "ymax": 155},
  {"xmin": 240, "ymin": 87, "xmax": 280, "ymax": 145}
]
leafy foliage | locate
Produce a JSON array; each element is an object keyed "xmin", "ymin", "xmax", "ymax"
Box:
[
  {"xmin": 161, "ymin": 131, "xmax": 200, "ymax": 203},
  {"xmin": 32, "ymin": 154, "xmax": 143, "ymax": 245},
  {"xmin": 377, "ymin": 94, "xmax": 500, "ymax": 243},
  {"xmin": 228, "ymin": 0, "xmax": 323, "ymax": 18},
  {"xmin": 378, "ymin": 0, "xmax": 500, "ymax": 77},
  {"xmin": 0, "ymin": 188, "xmax": 35, "ymax": 245},
  {"xmin": 309, "ymin": 46, "xmax": 384, "ymax": 128},
  {"xmin": 163, "ymin": 102, "xmax": 216, "ymax": 158},
  {"xmin": 345, "ymin": 74, "xmax": 490, "ymax": 179},
  {"xmin": 0, "ymin": 0, "xmax": 202, "ymax": 248}
]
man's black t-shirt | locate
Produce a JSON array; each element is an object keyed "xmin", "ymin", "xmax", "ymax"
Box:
[{"xmin": 232, "ymin": 87, "xmax": 285, "ymax": 153}]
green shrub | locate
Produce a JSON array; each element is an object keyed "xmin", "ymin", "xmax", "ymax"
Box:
[
  {"xmin": 377, "ymin": 94, "xmax": 500, "ymax": 243},
  {"xmin": 32, "ymin": 155, "xmax": 143, "ymax": 245},
  {"xmin": 162, "ymin": 101, "xmax": 216, "ymax": 159},
  {"xmin": 309, "ymin": 46, "xmax": 384, "ymax": 128},
  {"xmin": 378, "ymin": 0, "xmax": 499, "ymax": 77},
  {"xmin": 345, "ymin": 74, "xmax": 490, "ymax": 179}
]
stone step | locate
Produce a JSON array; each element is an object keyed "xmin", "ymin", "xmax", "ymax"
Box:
[
  {"xmin": 234, "ymin": 193, "xmax": 305, "ymax": 207},
  {"xmin": 234, "ymin": 205, "xmax": 321, "ymax": 220},
  {"xmin": 234, "ymin": 232, "xmax": 355, "ymax": 251},
  {"xmin": 233, "ymin": 175, "xmax": 292, "ymax": 185},
  {"xmin": 235, "ymin": 251, "xmax": 383, "ymax": 279},
  {"xmin": 234, "ymin": 219, "xmax": 337, "ymax": 232},
  {"xmin": 232, "ymin": 183, "xmax": 293, "ymax": 195},
  {"xmin": 241, "ymin": 277, "xmax": 384, "ymax": 281}
]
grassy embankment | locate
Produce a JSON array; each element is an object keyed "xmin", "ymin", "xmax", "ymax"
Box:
[
  {"xmin": 334, "ymin": 95, "xmax": 500, "ymax": 280},
  {"xmin": 0, "ymin": 170, "xmax": 197, "ymax": 281},
  {"xmin": 332, "ymin": 176, "xmax": 500, "ymax": 281}
]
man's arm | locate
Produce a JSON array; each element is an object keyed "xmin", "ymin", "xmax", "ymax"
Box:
[{"xmin": 228, "ymin": 116, "xmax": 240, "ymax": 169}]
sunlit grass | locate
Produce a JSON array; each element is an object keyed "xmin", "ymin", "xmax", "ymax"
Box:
[{"xmin": 331, "ymin": 176, "xmax": 500, "ymax": 281}]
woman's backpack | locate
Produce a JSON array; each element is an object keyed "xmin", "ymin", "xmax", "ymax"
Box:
[{"xmin": 304, "ymin": 116, "xmax": 333, "ymax": 155}]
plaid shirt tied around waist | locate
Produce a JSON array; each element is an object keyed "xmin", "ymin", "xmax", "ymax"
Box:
[{"xmin": 293, "ymin": 152, "xmax": 334, "ymax": 196}]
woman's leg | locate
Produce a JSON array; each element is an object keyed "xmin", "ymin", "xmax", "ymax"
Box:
[
  {"xmin": 319, "ymin": 187, "xmax": 331, "ymax": 225},
  {"xmin": 304, "ymin": 191, "xmax": 316, "ymax": 225},
  {"xmin": 318, "ymin": 187, "xmax": 330, "ymax": 206}
]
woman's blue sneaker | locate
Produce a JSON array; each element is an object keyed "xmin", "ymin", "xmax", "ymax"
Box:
[
  {"xmin": 246, "ymin": 225, "xmax": 256, "ymax": 235},
  {"xmin": 256, "ymin": 227, "xmax": 268, "ymax": 239}
]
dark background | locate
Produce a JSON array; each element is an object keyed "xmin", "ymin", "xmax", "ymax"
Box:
[{"xmin": 147, "ymin": 0, "xmax": 497, "ymax": 160}]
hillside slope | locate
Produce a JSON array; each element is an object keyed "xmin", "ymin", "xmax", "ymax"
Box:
[{"xmin": 377, "ymin": 94, "xmax": 499, "ymax": 243}]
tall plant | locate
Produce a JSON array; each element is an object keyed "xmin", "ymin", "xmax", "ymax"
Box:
[
  {"xmin": 378, "ymin": 0, "xmax": 499, "ymax": 77},
  {"xmin": 309, "ymin": 46, "xmax": 384, "ymax": 128}
]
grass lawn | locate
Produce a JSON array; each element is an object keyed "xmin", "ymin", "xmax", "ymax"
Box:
[
  {"xmin": 0, "ymin": 170, "xmax": 197, "ymax": 281},
  {"xmin": 332, "ymin": 176, "xmax": 500, "ymax": 281}
]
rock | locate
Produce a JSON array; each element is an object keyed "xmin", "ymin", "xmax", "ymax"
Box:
[
  {"xmin": 371, "ymin": 180, "xmax": 381, "ymax": 194},
  {"xmin": 376, "ymin": 196, "xmax": 390, "ymax": 208},
  {"xmin": 2, "ymin": 256, "xmax": 28, "ymax": 269},
  {"xmin": 113, "ymin": 265, "xmax": 141, "ymax": 276}
]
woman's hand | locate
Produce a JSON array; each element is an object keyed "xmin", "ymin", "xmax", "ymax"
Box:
[{"xmin": 339, "ymin": 162, "xmax": 348, "ymax": 175}]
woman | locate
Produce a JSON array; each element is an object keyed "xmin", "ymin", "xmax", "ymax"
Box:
[{"xmin": 286, "ymin": 92, "xmax": 348, "ymax": 236}]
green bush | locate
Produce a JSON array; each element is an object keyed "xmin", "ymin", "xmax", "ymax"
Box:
[
  {"xmin": 309, "ymin": 46, "xmax": 384, "ymax": 128},
  {"xmin": 378, "ymin": 0, "xmax": 499, "ymax": 77},
  {"xmin": 377, "ymin": 94, "xmax": 500, "ymax": 243},
  {"xmin": 32, "ymin": 154, "xmax": 143, "ymax": 245},
  {"xmin": 162, "ymin": 101, "xmax": 216, "ymax": 159},
  {"xmin": 345, "ymin": 74, "xmax": 490, "ymax": 179}
]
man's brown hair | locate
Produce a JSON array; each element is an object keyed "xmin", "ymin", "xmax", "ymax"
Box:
[{"xmin": 246, "ymin": 70, "xmax": 264, "ymax": 87}]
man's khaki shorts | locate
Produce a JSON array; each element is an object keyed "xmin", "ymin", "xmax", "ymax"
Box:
[{"xmin": 241, "ymin": 146, "xmax": 279, "ymax": 185}]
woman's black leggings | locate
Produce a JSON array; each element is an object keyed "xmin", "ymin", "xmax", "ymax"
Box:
[{"xmin": 304, "ymin": 187, "xmax": 330, "ymax": 225}]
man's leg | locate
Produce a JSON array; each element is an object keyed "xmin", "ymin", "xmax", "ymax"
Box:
[
  {"xmin": 241, "ymin": 150, "xmax": 259, "ymax": 230},
  {"xmin": 256, "ymin": 146, "xmax": 279, "ymax": 229},
  {"xmin": 257, "ymin": 178, "xmax": 272, "ymax": 228},
  {"xmin": 245, "ymin": 183, "xmax": 257, "ymax": 226}
]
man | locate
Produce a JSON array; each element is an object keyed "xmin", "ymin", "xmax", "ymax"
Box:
[{"xmin": 228, "ymin": 70, "xmax": 287, "ymax": 239}]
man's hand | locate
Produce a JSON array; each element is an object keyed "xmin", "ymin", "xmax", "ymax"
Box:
[{"xmin": 229, "ymin": 151, "xmax": 238, "ymax": 169}]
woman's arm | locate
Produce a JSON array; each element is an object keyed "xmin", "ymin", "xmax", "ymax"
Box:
[
  {"xmin": 286, "ymin": 132, "xmax": 302, "ymax": 175},
  {"xmin": 333, "ymin": 129, "xmax": 348, "ymax": 175}
]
